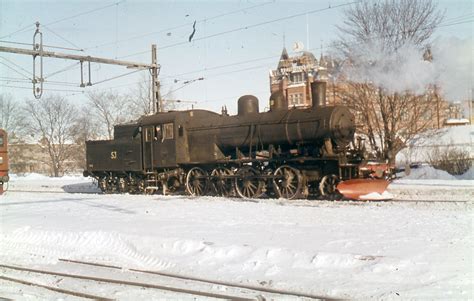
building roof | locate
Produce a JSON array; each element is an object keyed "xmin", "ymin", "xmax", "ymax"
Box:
[{"xmin": 277, "ymin": 47, "xmax": 290, "ymax": 69}]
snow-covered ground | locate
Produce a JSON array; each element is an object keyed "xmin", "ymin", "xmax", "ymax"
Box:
[
  {"xmin": 397, "ymin": 124, "xmax": 473, "ymax": 165},
  {"xmin": 0, "ymin": 172, "xmax": 472, "ymax": 300}
]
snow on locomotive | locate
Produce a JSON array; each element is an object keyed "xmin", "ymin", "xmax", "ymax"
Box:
[{"xmin": 84, "ymin": 81, "xmax": 389, "ymax": 199}]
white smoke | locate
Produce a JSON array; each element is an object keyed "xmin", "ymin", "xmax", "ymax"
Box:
[
  {"xmin": 343, "ymin": 36, "xmax": 473, "ymax": 102},
  {"xmin": 431, "ymin": 36, "xmax": 473, "ymax": 102}
]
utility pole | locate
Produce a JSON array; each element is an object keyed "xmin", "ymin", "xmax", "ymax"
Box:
[
  {"xmin": 151, "ymin": 44, "xmax": 162, "ymax": 113},
  {"xmin": 0, "ymin": 22, "xmax": 161, "ymax": 112}
]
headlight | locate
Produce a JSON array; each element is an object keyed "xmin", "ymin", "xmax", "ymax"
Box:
[{"xmin": 0, "ymin": 157, "xmax": 3, "ymax": 164}]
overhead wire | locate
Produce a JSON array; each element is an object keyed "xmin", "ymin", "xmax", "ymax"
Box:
[
  {"xmin": 44, "ymin": 62, "xmax": 81, "ymax": 79},
  {"xmin": 0, "ymin": 61, "xmax": 31, "ymax": 80},
  {"xmin": 84, "ymin": 1, "xmax": 275, "ymax": 51},
  {"xmin": 21, "ymin": 2, "xmax": 276, "ymax": 88},
  {"xmin": 91, "ymin": 69, "xmax": 145, "ymax": 86},
  {"xmin": 0, "ymin": 84, "xmax": 83, "ymax": 93},
  {"xmin": 0, "ymin": 1, "xmax": 124, "ymax": 39},
  {"xmin": 119, "ymin": 1, "xmax": 358, "ymax": 59},
  {"xmin": 160, "ymin": 54, "xmax": 278, "ymax": 80},
  {"xmin": 43, "ymin": 0, "xmax": 125, "ymax": 27},
  {"xmin": 0, "ymin": 56, "xmax": 32, "ymax": 78},
  {"xmin": 0, "ymin": 77, "xmax": 79, "ymax": 87},
  {"xmin": 0, "ymin": 39, "xmax": 83, "ymax": 52},
  {"xmin": 41, "ymin": 25, "xmax": 83, "ymax": 51},
  {"xmin": 0, "ymin": 23, "xmax": 35, "ymax": 39},
  {"xmin": 2, "ymin": 5, "xmax": 472, "ymax": 97}
]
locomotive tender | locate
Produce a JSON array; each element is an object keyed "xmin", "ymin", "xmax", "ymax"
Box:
[{"xmin": 84, "ymin": 81, "xmax": 376, "ymax": 199}]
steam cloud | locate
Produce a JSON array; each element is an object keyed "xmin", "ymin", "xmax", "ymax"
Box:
[
  {"xmin": 431, "ymin": 36, "xmax": 473, "ymax": 102},
  {"xmin": 344, "ymin": 36, "xmax": 473, "ymax": 102}
]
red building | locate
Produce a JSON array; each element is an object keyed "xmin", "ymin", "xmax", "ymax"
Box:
[{"xmin": 269, "ymin": 48, "xmax": 328, "ymax": 108}]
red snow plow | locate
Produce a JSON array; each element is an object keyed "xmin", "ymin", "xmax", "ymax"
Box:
[
  {"xmin": 337, "ymin": 178, "xmax": 391, "ymax": 200},
  {"xmin": 337, "ymin": 161, "xmax": 394, "ymax": 200}
]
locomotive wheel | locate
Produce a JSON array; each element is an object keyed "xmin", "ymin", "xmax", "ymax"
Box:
[
  {"xmin": 98, "ymin": 177, "xmax": 108, "ymax": 193},
  {"xmin": 118, "ymin": 177, "xmax": 128, "ymax": 193},
  {"xmin": 101, "ymin": 176, "xmax": 117, "ymax": 193},
  {"xmin": 211, "ymin": 167, "xmax": 234, "ymax": 197},
  {"xmin": 166, "ymin": 176, "xmax": 181, "ymax": 194},
  {"xmin": 319, "ymin": 174, "xmax": 339, "ymax": 196},
  {"xmin": 273, "ymin": 165, "xmax": 302, "ymax": 199},
  {"xmin": 137, "ymin": 179, "xmax": 146, "ymax": 194},
  {"xmin": 185, "ymin": 167, "xmax": 209, "ymax": 196},
  {"xmin": 235, "ymin": 166, "xmax": 264, "ymax": 199}
]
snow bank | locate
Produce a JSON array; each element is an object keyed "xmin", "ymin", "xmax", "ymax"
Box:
[
  {"xmin": 403, "ymin": 165, "xmax": 457, "ymax": 180},
  {"xmin": 397, "ymin": 124, "xmax": 473, "ymax": 165},
  {"xmin": 456, "ymin": 166, "xmax": 474, "ymax": 180},
  {"xmin": 397, "ymin": 165, "xmax": 473, "ymax": 180},
  {"xmin": 7, "ymin": 173, "xmax": 100, "ymax": 193}
]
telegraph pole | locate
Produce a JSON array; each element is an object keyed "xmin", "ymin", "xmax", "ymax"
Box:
[
  {"xmin": 0, "ymin": 22, "xmax": 161, "ymax": 112},
  {"xmin": 151, "ymin": 44, "xmax": 162, "ymax": 113}
]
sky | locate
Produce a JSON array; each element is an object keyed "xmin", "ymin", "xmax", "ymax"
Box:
[{"xmin": 0, "ymin": 0, "xmax": 472, "ymax": 114}]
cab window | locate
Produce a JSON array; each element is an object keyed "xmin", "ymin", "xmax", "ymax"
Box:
[
  {"xmin": 154, "ymin": 125, "xmax": 162, "ymax": 140},
  {"xmin": 145, "ymin": 128, "xmax": 152, "ymax": 142},
  {"xmin": 163, "ymin": 123, "xmax": 174, "ymax": 140},
  {"xmin": 0, "ymin": 136, "xmax": 3, "ymax": 147}
]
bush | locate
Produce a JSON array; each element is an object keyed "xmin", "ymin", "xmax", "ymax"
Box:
[{"xmin": 427, "ymin": 145, "xmax": 472, "ymax": 175}]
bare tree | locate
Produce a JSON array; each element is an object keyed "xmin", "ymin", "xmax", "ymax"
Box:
[
  {"xmin": 87, "ymin": 90, "xmax": 135, "ymax": 139},
  {"xmin": 343, "ymin": 83, "xmax": 438, "ymax": 162},
  {"xmin": 70, "ymin": 105, "xmax": 101, "ymax": 169},
  {"xmin": 337, "ymin": 0, "xmax": 444, "ymax": 55},
  {"xmin": 335, "ymin": 0, "xmax": 445, "ymax": 164},
  {"xmin": 0, "ymin": 93, "xmax": 26, "ymax": 140},
  {"xmin": 129, "ymin": 73, "xmax": 176, "ymax": 115},
  {"xmin": 129, "ymin": 73, "xmax": 154, "ymax": 116},
  {"xmin": 24, "ymin": 95, "xmax": 78, "ymax": 177}
]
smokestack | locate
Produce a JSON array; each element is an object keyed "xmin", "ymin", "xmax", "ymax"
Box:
[
  {"xmin": 269, "ymin": 91, "xmax": 288, "ymax": 111},
  {"xmin": 311, "ymin": 80, "xmax": 327, "ymax": 107}
]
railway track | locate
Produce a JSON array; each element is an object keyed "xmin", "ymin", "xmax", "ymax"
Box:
[
  {"xmin": 0, "ymin": 260, "xmax": 338, "ymax": 300},
  {"xmin": 4, "ymin": 188, "xmax": 470, "ymax": 204}
]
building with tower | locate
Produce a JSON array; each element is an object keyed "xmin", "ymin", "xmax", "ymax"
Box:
[{"xmin": 269, "ymin": 48, "xmax": 329, "ymax": 108}]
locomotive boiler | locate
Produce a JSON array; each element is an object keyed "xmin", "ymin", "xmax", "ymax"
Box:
[{"xmin": 84, "ymin": 81, "xmax": 388, "ymax": 199}]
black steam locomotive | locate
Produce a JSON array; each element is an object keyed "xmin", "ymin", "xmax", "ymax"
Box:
[{"xmin": 84, "ymin": 81, "xmax": 381, "ymax": 199}]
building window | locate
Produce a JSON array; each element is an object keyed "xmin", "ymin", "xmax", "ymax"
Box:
[
  {"xmin": 290, "ymin": 72, "xmax": 303, "ymax": 83},
  {"xmin": 289, "ymin": 93, "xmax": 304, "ymax": 106}
]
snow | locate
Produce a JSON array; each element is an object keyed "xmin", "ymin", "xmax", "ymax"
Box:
[
  {"xmin": 404, "ymin": 165, "xmax": 458, "ymax": 180},
  {"xmin": 358, "ymin": 191, "xmax": 394, "ymax": 200},
  {"xmin": 1, "ymin": 173, "xmax": 472, "ymax": 299},
  {"xmin": 397, "ymin": 124, "xmax": 473, "ymax": 165},
  {"xmin": 457, "ymin": 166, "xmax": 474, "ymax": 180}
]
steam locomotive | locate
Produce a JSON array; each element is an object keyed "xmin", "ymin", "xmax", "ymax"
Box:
[{"xmin": 84, "ymin": 81, "xmax": 388, "ymax": 199}]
